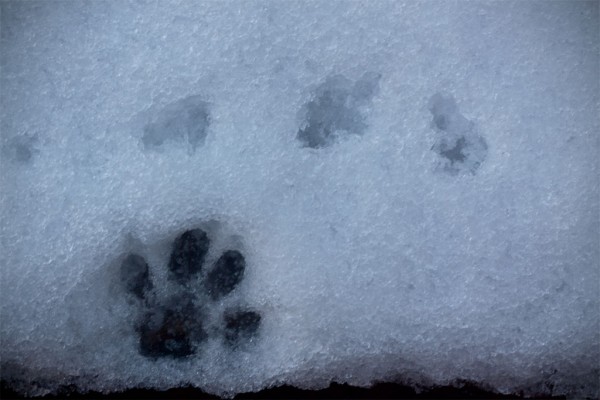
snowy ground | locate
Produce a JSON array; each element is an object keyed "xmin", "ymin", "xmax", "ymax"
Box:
[{"xmin": 1, "ymin": 1, "xmax": 598, "ymax": 398}]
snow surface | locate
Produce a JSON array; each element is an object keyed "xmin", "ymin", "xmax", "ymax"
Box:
[{"xmin": 1, "ymin": 0, "xmax": 599, "ymax": 398}]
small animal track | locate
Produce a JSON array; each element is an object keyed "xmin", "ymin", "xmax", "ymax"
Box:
[
  {"xmin": 120, "ymin": 227, "xmax": 261, "ymax": 359},
  {"xmin": 297, "ymin": 72, "xmax": 380, "ymax": 148},
  {"xmin": 142, "ymin": 95, "xmax": 210, "ymax": 154},
  {"xmin": 2, "ymin": 134, "xmax": 38, "ymax": 164},
  {"xmin": 428, "ymin": 93, "xmax": 488, "ymax": 175}
]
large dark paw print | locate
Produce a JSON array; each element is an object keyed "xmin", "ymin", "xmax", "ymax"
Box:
[{"xmin": 120, "ymin": 228, "xmax": 261, "ymax": 359}]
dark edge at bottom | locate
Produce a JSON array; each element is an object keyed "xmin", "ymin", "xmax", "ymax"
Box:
[{"xmin": 0, "ymin": 380, "xmax": 566, "ymax": 400}]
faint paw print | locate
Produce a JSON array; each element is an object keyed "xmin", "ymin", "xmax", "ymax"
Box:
[{"xmin": 428, "ymin": 93, "xmax": 488, "ymax": 175}]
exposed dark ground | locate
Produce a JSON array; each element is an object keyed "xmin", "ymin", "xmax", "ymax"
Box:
[{"xmin": 0, "ymin": 380, "xmax": 566, "ymax": 400}]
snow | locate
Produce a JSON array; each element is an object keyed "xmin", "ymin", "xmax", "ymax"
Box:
[{"xmin": 1, "ymin": 1, "xmax": 598, "ymax": 398}]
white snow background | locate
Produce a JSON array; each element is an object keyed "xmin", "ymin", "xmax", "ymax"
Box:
[{"xmin": 0, "ymin": 1, "xmax": 598, "ymax": 398}]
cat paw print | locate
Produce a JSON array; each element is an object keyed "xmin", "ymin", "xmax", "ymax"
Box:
[{"xmin": 120, "ymin": 228, "xmax": 261, "ymax": 358}]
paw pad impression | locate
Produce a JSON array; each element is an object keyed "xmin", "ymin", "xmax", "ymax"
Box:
[
  {"xmin": 120, "ymin": 227, "xmax": 261, "ymax": 359},
  {"xmin": 142, "ymin": 95, "xmax": 210, "ymax": 154},
  {"xmin": 428, "ymin": 93, "xmax": 488, "ymax": 175},
  {"xmin": 297, "ymin": 72, "xmax": 380, "ymax": 148}
]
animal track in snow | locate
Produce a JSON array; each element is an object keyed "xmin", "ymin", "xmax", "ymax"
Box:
[
  {"xmin": 428, "ymin": 93, "xmax": 488, "ymax": 175},
  {"xmin": 297, "ymin": 72, "xmax": 380, "ymax": 148},
  {"xmin": 120, "ymin": 226, "xmax": 261, "ymax": 359}
]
